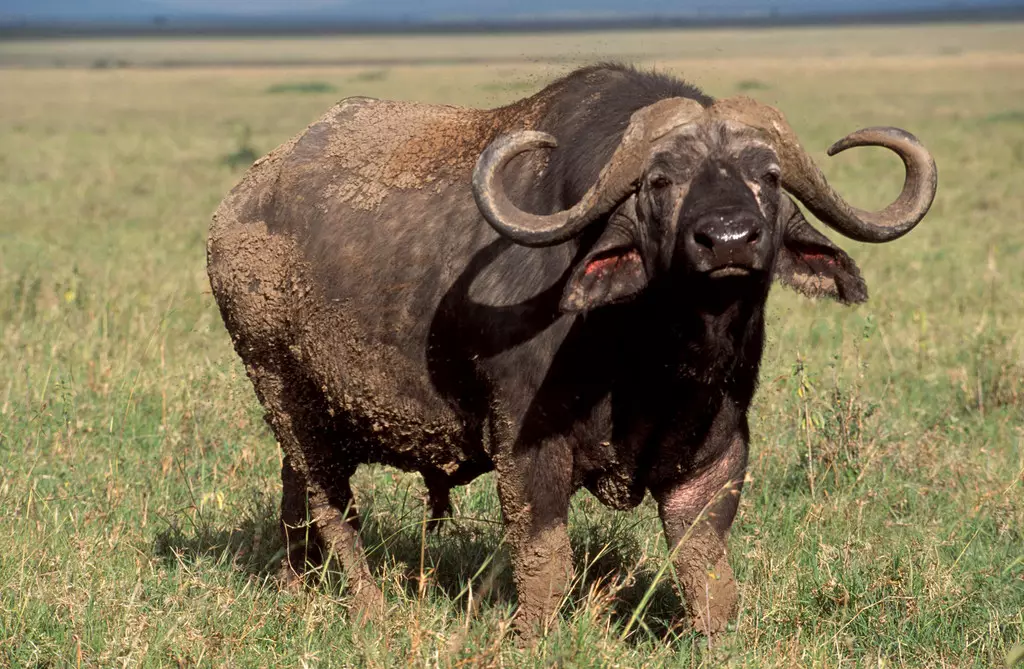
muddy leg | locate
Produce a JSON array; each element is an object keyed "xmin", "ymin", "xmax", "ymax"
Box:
[
  {"xmin": 244, "ymin": 360, "xmax": 325, "ymax": 589},
  {"xmin": 306, "ymin": 475, "xmax": 384, "ymax": 619},
  {"xmin": 278, "ymin": 455, "xmax": 323, "ymax": 586},
  {"xmin": 244, "ymin": 355, "xmax": 382, "ymax": 617},
  {"xmin": 496, "ymin": 438, "xmax": 575, "ymax": 638},
  {"xmin": 654, "ymin": 431, "xmax": 747, "ymax": 636},
  {"xmin": 422, "ymin": 470, "xmax": 452, "ymax": 532}
]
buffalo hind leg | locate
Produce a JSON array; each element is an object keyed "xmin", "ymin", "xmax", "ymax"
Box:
[
  {"xmin": 496, "ymin": 437, "xmax": 575, "ymax": 638},
  {"xmin": 653, "ymin": 432, "xmax": 747, "ymax": 636},
  {"xmin": 305, "ymin": 473, "xmax": 384, "ymax": 619},
  {"xmin": 421, "ymin": 470, "xmax": 452, "ymax": 532},
  {"xmin": 245, "ymin": 354, "xmax": 383, "ymax": 618},
  {"xmin": 279, "ymin": 455, "xmax": 323, "ymax": 586}
]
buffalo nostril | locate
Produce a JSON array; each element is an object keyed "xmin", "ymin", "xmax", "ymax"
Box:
[
  {"xmin": 694, "ymin": 230, "xmax": 715, "ymax": 250},
  {"xmin": 745, "ymin": 228, "xmax": 760, "ymax": 244}
]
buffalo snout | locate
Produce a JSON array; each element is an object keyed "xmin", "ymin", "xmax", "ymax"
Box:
[{"xmin": 683, "ymin": 207, "xmax": 768, "ymax": 275}]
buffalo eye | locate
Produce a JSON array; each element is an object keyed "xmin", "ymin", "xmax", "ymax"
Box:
[
  {"xmin": 761, "ymin": 164, "xmax": 781, "ymax": 187},
  {"xmin": 647, "ymin": 174, "xmax": 671, "ymax": 190}
]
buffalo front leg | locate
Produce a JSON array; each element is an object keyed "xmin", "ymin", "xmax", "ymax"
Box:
[
  {"xmin": 496, "ymin": 437, "xmax": 575, "ymax": 637},
  {"xmin": 653, "ymin": 431, "xmax": 747, "ymax": 636}
]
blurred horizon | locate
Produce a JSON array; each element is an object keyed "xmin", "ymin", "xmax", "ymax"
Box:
[{"xmin": 4, "ymin": 0, "xmax": 1024, "ymax": 29}]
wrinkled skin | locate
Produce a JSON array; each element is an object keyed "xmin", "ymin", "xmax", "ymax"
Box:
[{"xmin": 207, "ymin": 65, "xmax": 871, "ymax": 637}]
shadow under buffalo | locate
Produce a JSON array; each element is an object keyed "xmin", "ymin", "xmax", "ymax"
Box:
[
  {"xmin": 153, "ymin": 493, "xmax": 285, "ymax": 578},
  {"xmin": 153, "ymin": 490, "xmax": 687, "ymax": 643},
  {"xmin": 358, "ymin": 501, "xmax": 687, "ymax": 642}
]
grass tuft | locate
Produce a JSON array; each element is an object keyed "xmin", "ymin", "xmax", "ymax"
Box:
[
  {"xmin": 266, "ymin": 80, "xmax": 338, "ymax": 95},
  {"xmin": 222, "ymin": 124, "xmax": 261, "ymax": 170},
  {"xmin": 735, "ymin": 78, "xmax": 771, "ymax": 91}
]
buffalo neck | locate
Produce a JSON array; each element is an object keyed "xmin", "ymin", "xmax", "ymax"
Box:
[{"xmin": 606, "ymin": 275, "xmax": 769, "ymax": 419}]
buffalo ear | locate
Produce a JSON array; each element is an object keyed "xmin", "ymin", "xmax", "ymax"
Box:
[
  {"xmin": 560, "ymin": 202, "xmax": 649, "ymax": 313},
  {"xmin": 774, "ymin": 200, "xmax": 868, "ymax": 304},
  {"xmin": 560, "ymin": 246, "xmax": 648, "ymax": 313}
]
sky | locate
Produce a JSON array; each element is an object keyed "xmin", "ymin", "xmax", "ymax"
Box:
[{"xmin": 3, "ymin": 0, "xmax": 1021, "ymax": 21}]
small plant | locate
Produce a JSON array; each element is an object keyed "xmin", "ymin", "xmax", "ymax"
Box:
[
  {"xmin": 90, "ymin": 58, "xmax": 130, "ymax": 70},
  {"xmin": 266, "ymin": 81, "xmax": 337, "ymax": 95},
  {"xmin": 8, "ymin": 272, "xmax": 41, "ymax": 323},
  {"xmin": 735, "ymin": 79, "xmax": 770, "ymax": 92},
  {"xmin": 788, "ymin": 352, "xmax": 879, "ymax": 495},
  {"xmin": 983, "ymin": 110, "xmax": 1024, "ymax": 125},
  {"xmin": 222, "ymin": 124, "xmax": 259, "ymax": 170},
  {"xmin": 350, "ymin": 69, "xmax": 389, "ymax": 83},
  {"xmin": 956, "ymin": 328, "xmax": 1024, "ymax": 415}
]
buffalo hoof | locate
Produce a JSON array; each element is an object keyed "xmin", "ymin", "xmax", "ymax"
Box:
[
  {"xmin": 276, "ymin": 561, "xmax": 306, "ymax": 592},
  {"xmin": 687, "ymin": 557, "xmax": 738, "ymax": 637},
  {"xmin": 348, "ymin": 580, "xmax": 386, "ymax": 623},
  {"xmin": 510, "ymin": 606, "xmax": 557, "ymax": 646}
]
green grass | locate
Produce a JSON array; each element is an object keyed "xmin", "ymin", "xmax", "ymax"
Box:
[
  {"xmin": 1, "ymin": 23, "xmax": 1023, "ymax": 667},
  {"xmin": 2, "ymin": 22, "xmax": 1023, "ymax": 68},
  {"xmin": 266, "ymin": 80, "xmax": 339, "ymax": 95}
]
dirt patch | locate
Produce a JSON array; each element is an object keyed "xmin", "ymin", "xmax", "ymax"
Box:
[{"xmin": 282, "ymin": 89, "xmax": 555, "ymax": 212}]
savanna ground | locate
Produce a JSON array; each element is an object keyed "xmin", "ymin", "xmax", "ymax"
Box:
[{"xmin": 1, "ymin": 22, "xmax": 1023, "ymax": 667}]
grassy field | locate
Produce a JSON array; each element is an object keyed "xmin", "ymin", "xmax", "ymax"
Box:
[
  {"xmin": 2, "ymin": 23, "xmax": 1024, "ymax": 68},
  {"xmin": 1, "ymin": 22, "xmax": 1023, "ymax": 667}
]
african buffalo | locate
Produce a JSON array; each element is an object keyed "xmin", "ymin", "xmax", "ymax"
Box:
[{"xmin": 207, "ymin": 64, "xmax": 936, "ymax": 636}]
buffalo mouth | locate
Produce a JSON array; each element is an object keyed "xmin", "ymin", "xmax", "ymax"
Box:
[{"xmin": 706, "ymin": 264, "xmax": 756, "ymax": 279}]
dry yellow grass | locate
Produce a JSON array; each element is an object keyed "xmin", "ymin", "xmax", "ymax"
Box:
[{"xmin": 1, "ymin": 21, "xmax": 1022, "ymax": 68}]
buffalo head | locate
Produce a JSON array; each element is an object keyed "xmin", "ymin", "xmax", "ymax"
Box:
[{"xmin": 472, "ymin": 96, "xmax": 937, "ymax": 312}]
